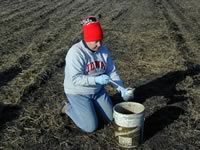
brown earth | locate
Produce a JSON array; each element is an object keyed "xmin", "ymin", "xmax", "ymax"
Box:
[{"xmin": 1, "ymin": 0, "xmax": 200, "ymax": 149}]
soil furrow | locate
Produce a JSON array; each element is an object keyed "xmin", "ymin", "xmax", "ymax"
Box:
[
  {"xmin": 0, "ymin": 10, "xmax": 83, "ymax": 104},
  {"xmin": 1, "ymin": 0, "xmax": 200, "ymax": 149},
  {"xmin": 0, "ymin": 0, "xmax": 88, "ymax": 48},
  {"xmin": 0, "ymin": 0, "xmax": 90, "ymax": 68},
  {"xmin": 159, "ymin": 0, "xmax": 193, "ymax": 63},
  {"xmin": 0, "ymin": 65, "xmax": 22, "ymax": 88},
  {"xmin": 167, "ymin": 0, "xmax": 200, "ymax": 38},
  {"xmin": 0, "ymin": 0, "xmax": 43, "ymax": 18},
  {"xmin": 0, "ymin": 0, "xmax": 65, "ymax": 34}
]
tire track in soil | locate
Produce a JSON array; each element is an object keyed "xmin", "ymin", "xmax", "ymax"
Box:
[
  {"xmin": 166, "ymin": 0, "xmax": 200, "ymax": 42},
  {"xmin": 0, "ymin": 0, "xmax": 107, "ymax": 70},
  {"xmin": 0, "ymin": 0, "xmax": 69, "ymax": 40},
  {"xmin": 0, "ymin": 0, "xmax": 86, "ymax": 67},
  {"xmin": 103, "ymin": 0, "xmax": 163, "ymax": 67},
  {"xmin": 0, "ymin": 0, "xmax": 50, "ymax": 18},
  {"xmin": 0, "ymin": 0, "xmax": 103, "ymax": 104},
  {"xmin": 0, "ymin": 0, "xmax": 89, "ymax": 62},
  {"xmin": 0, "ymin": 54, "xmax": 31, "ymax": 88},
  {"xmin": 0, "ymin": 0, "xmax": 90, "ymax": 67},
  {"xmin": 0, "ymin": 0, "xmax": 77, "ymax": 46},
  {"xmin": 154, "ymin": 0, "xmax": 195, "ymax": 64},
  {"xmin": 101, "ymin": 1, "xmax": 134, "ymax": 50},
  {"xmin": 107, "ymin": 1, "xmax": 131, "ymax": 25},
  {"xmin": 0, "ymin": 0, "xmax": 61, "ymax": 21},
  {"xmin": 0, "ymin": 1, "xmax": 32, "ymax": 18},
  {"xmin": 0, "ymin": 0, "xmax": 27, "ymax": 10}
]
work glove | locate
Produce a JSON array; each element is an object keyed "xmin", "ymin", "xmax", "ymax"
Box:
[
  {"xmin": 95, "ymin": 75, "xmax": 110, "ymax": 85},
  {"xmin": 117, "ymin": 87, "xmax": 134, "ymax": 101}
]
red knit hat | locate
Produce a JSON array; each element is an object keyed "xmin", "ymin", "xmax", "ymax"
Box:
[{"xmin": 81, "ymin": 16, "xmax": 103, "ymax": 42}]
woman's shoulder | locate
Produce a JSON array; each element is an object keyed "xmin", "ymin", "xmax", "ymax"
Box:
[{"xmin": 69, "ymin": 41, "xmax": 83, "ymax": 54}]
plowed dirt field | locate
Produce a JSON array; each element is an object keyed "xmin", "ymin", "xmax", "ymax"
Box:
[{"xmin": 1, "ymin": 0, "xmax": 200, "ymax": 149}]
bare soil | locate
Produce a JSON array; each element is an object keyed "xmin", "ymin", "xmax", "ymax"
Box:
[{"xmin": 1, "ymin": 0, "xmax": 200, "ymax": 149}]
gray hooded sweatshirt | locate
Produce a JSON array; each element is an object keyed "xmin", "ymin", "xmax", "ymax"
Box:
[{"xmin": 64, "ymin": 40, "xmax": 122, "ymax": 95}]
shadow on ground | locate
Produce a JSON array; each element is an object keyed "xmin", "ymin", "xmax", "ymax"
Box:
[
  {"xmin": 0, "ymin": 66, "xmax": 22, "ymax": 87},
  {"xmin": 134, "ymin": 63, "xmax": 200, "ymax": 104},
  {"xmin": 0, "ymin": 103, "xmax": 21, "ymax": 131},
  {"xmin": 143, "ymin": 106, "xmax": 184, "ymax": 141},
  {"xmin": 111, "ymin": 63, "xmax": 200, "ymax": 141},
  {"xmin": 111, "ymin": 64, "xmax": 200, "ymax": 105}
]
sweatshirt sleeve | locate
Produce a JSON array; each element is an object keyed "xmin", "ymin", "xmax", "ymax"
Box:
[
  {"xmin": 65, "ymin": 48, "xmax": 96, "ymax": 86},
  {"xmin": 106, "ymin": 51, "xmax": 124, "ymax": 87}
]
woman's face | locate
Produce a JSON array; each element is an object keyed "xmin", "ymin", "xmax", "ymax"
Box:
[{"xmin": 86, "ymin": 40, "xmax": 102, "ymax": 51}]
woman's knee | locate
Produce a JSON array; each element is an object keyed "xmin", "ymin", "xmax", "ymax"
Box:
[{"xmin": 80, "ymin": 119, "xmax": 98, "ymax": 133}]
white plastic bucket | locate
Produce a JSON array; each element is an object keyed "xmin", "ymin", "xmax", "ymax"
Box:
[{"xmin": 113, "ymin": 102, "xmax": 145, "ymax": 148}]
